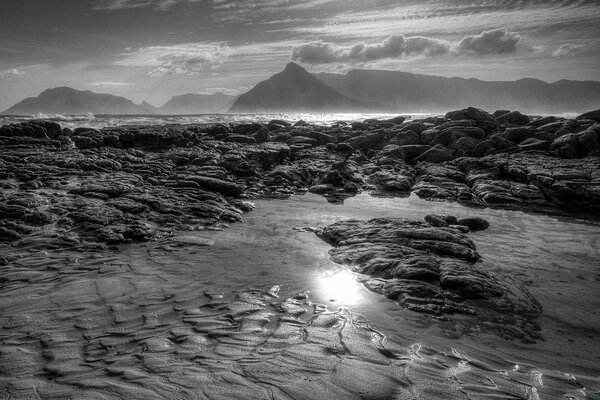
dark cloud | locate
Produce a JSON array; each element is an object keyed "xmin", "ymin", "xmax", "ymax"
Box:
[
  {"xmin": 291, "ymin": 28, "xmax": 521, "ymax": 63},
  {"xmin": 455, "ymin": 28, "xmax": 521, "ymax": 56}
]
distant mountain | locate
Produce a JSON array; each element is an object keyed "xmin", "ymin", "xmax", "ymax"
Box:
[
  {"xmin": 159, "ymin": 93, "xmax": 235, "ymax": 114},
  {"xmin": 229, "ymin": 62, "xmax": 378, "ymax": 113},
  {"xmin": 315, "ymin": 69, "xmax": 600, "ymax": 114},
  {"xmin": 1, "ymin": 86, "xmax": 155, "ymax": 115}
]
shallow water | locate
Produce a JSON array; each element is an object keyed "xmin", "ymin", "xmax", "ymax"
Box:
[
  {"xmin": 0, "ymin": 112, "xmax": 410, "ymax": 130},
  {"xmin": 1, "ymin": 193, "xmax": 599, "ymax": 398}
]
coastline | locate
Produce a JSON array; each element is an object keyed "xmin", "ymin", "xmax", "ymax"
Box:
[{"xmin": 1, "ymin": 107, "xmax": 599, "ymax": 398}]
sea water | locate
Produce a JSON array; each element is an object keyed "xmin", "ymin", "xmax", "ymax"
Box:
[
  {"xmin": 0, "ymin": 112, "xmax": 432, "ymax": 130},
  {"xmin": 1, "ymin": 193, "xmax": 598, "ymax": 398}
]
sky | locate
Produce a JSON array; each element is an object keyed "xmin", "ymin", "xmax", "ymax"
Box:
[{"xmin": 1, "ymin": 0, "xmax": 599, "ymax": 110}]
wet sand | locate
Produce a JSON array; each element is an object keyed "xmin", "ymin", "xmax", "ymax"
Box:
[{"xmin": 1, "ymin": 193, "xmax": 598, "ymax": 399}]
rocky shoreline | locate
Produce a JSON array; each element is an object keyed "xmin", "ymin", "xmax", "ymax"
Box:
[
  {"xmin": 1, "ymin": 108, "xmax": 600, "ymax": 397},
  {"xmin": 1, "ymin": 107, "xmax": 599, "ymax": 251},
  {"xmin": 1, "ymin": 107, "xmax": 599, "ymax": 319}
]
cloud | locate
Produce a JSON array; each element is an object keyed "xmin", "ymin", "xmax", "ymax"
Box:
[
  {"xmin": 90, "ymin": 81, "xmax": 134, "ymax": 88},
  {"xmin": 291, "ymin": 35, "xmax": 447, "ymax": 63},
  {"xmin": 94, "ymin": 0, "xmax": 183, "ymax": 11},
  {"xmin": 454, "ymin": 28, "xmax": 521, "ymax": 56},
  {"xmin": 114, "ymin": 43, "xmax": 230, "ymax": 77},
  {"xmin": 199, "ymin": 86, "xmax": 251, "ymax": 96},
  {"xmin": 292, "ymin": 28, "xmax": 521, "ymax": 64},
  {"xmin": 552, "ymin": 43, "xmax": 584, "ymax": 57},
  {"xmin": 0, "ymin": 68, "xmax": 26, "ymax": 77}
]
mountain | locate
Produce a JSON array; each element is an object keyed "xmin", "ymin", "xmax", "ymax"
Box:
[
  {"xmin": 315, "ymin": 69, "xmax": 600, "ymax": 114},
  {"xmin": 159, "ymin": 93, "xmax": 235, "ymax": 114},
  {"xmin": 229, "ymin": 62, "xmax": 379, "ymax": 113},
  {"xmin": 1, "ymin": 87, "xmax": 156, "ymax": 115}
]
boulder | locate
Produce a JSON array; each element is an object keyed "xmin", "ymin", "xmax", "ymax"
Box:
[
  {"xmin": 578, "ymin": 109, "xmax": 600, "ymax": 122},
  {"xmin": 495, "ymin": 111, "xmax": 530, "ymax": 125},
  {"xmin": 456, "ymin": 217, "xmax": 489, "ymax": 231},
  {"xmin": 412, "ymin": 144, "xmax": 453, "ymax": 163}
]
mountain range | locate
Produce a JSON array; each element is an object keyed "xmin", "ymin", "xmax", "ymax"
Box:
[
  {"xmin": 229, "ymin": 62, "xmax": 376, "ymax": 112},
  {"xmin": 2, "ymin": 62, "xmax": 600, "ymax": 115},
  {"xmin": 1, "ymin": 87, "xmax": 235, "ymax": 116}
]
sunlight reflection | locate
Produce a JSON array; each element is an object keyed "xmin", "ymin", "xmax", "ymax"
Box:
[{"xmin": 316, "ymin": 268, "xmax": 365, "ymax": 306}]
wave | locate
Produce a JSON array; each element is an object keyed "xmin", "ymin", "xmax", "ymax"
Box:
[{"xmin": 0, "ymin": 112, "xmax": 441, "ymax": 130}]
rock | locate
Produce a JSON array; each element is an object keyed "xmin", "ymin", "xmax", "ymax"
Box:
[
  {"xmin": 384, "ymin": 115, "xmax": 406, "ymax": 125},
  {"xmin": 578, "ymin": 109, "xmax": 600, "ymax": 122},
  {"xmin": 503, "ymin": 127, "xmax": 538, "ymax": 143},
  {"xmin": 412, "ymin": 144, "xmax": 453, "ymax": 163},
  {"xmin": 184, "ymin": 176, "xmax": 243, "ymax": 197},
  {"xmin": 347, "ymin": 130, "xmax": 388, "ymax": 150},
  {"xmin": 308, "ymin": 184, "xmax": 337, "ymax": 194},
  {"xmin": 424, "ymin": 214, "xmax": 448, "ymax": 227},
  {"xmin": 448, "ymin": 136, "xmax": 480, "ymax": 155},
  {"xmin": 0, "ymin": 227, "xmax": 22, "ymax": 241},
  {"xmin": 389, "ymin": 129, "xmax": 420, "ymax": 146},
  {"xmin": 315, "ymin": 217, "xmax": 540, "ymax": 336},
  {"xmin": 456, "ymin": 217, "xmax": 489, "ymax": 231},
  {"xmin": 397, "ymin": 145, "xmax": 431, "ymax": 161},
  {"xmin": 253, "ymin": 129, "xmax": 270, "ymax": 144},
  {"xmin": 518, "ymin": 138, "xmax": 550, "ymax": 152},
  {"xmin": 495, "ymin": 111, "xmax": 530, "ymax": 125},
  {"xmin": 530, "ymin": 115, "xmax": 557, "ymax": 127},
  {"xmin": 445, "ymin": 107, "xmax": 495, "ymax": 123},
  {"xmin": 321, "ymin": 170, "xmax": 345, "ymax": 186},
  {"xmin": 225, "ymin": 134, "xmax": 257, "ymax": 145}
]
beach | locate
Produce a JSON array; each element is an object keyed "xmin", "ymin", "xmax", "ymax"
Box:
[{"xmin": 1, "ymin": 108, "xmax": 599, "ymax": 398}]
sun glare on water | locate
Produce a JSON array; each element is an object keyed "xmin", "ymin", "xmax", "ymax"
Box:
[{"xmin": 316, "ymin": 269, "xmax": 365, "ymax": 306}]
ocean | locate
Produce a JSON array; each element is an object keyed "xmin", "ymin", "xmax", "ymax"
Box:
[
  {"xmin": 0, "ymin": 112, "xmax": 415, "ymax": 130},
  {"xmin": 0, "ymin": 111, "xmax": 582, "ymax": 131}
]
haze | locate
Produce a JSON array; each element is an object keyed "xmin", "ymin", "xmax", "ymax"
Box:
[{"xmin": 1, "ymin": 0, "xmax": 599, "ymax": 111}]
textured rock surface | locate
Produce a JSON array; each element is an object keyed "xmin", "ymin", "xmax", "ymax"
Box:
[
  {"xmin": 317, "ymin": 217, "xmax": 542, "ymax": 341},
  {"xmin": 2, "ymin": 111, "xmax": 598, "ymax": 250}
]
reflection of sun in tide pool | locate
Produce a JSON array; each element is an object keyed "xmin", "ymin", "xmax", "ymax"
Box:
[{"xmin": 317, "ymin": 269, "xmax": 364, "ymax": 305}]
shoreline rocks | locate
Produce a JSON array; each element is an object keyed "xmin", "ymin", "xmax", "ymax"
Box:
[
  {"xmin": 1, "ymin": 107, "xmax": 599, "ymax": 250},
  {"xmin": 316, "ymin": 217, "xmax": 542, "ymax": 342}
]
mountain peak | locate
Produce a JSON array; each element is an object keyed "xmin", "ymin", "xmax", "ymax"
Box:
[
  {"xmin": 283, "ymin": 62, "xmax": 307, "ymax": 74},
  {"xmin": 228, "ymin": 63, "xmax": 375, "ymax": 113}
]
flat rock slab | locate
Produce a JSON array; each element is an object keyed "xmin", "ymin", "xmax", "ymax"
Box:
[{"xmin": 316, "ymin": 217, "xmax": 542, "ymax": 341}]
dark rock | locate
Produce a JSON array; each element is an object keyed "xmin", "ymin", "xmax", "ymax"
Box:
[
  {"xmin": 384, "ymin": 116, "xmax": 406, "ymax": 125},
  {"xmin": 495, "ymin": 111, "xmax": 530, "ymax": 125},
  {"xmin": 412, "ymin": 144, "xmax": 453, "ymax": 163},
  {"xmin": 530, "ymin": 115, "xmax": 557, "ymax": 127},
  {"xmin": 578, "ymin": 109, "xmax": 600, "ymax": 122},
  {"xmin": 347, "ymin": 130, "xmax": 388, "ymax": 151},
  {"xmin": 389, "ymin": 130, "xmax": 420, "ymax": 146},
  {"xmin": 0, "ymin": 227, "xmax": 22, "ymax": 241},
  {"xmin": 308, "ymin": 184, "xmax": 337, "ymax": 194},
  {"xmin": 456, "ymin": 217, "xmax": 489, "ymax": 231},
  {"xmin": 518, "ymin": 137, "xmax": 550, "ymax": 152},
  {"xmin": 316, "ymin": 217, "xmax": 541, "ymax": 337},
  {"xmin": 253, "ymin": 129, "xmax": 270, "ymax": 144},
  {"xmin": 397, "ymin": 145, "xmax": 431, "ymax": 161},
  {"xmin": 446, "ymin": 107, "xmax": 495, "ymax": 123},
  {"xmin": 184, "ymin": 176, "xmax": 243, "ymax": 197},
  {"xmin": 424, "ymin": 214, "xmax": 449, "ymax": 227},
  {"xmin": 225, "ymin": 134, "xmax": 257, "ymax": 145},
  {"xmin": 503, "ymin": 127, "xmax": 538, "ymax": 143}
]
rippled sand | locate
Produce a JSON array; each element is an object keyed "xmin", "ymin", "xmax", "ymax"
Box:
[{"xmin": 1, "ymin": 194, "xmax": 599, "ymax": 399}]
